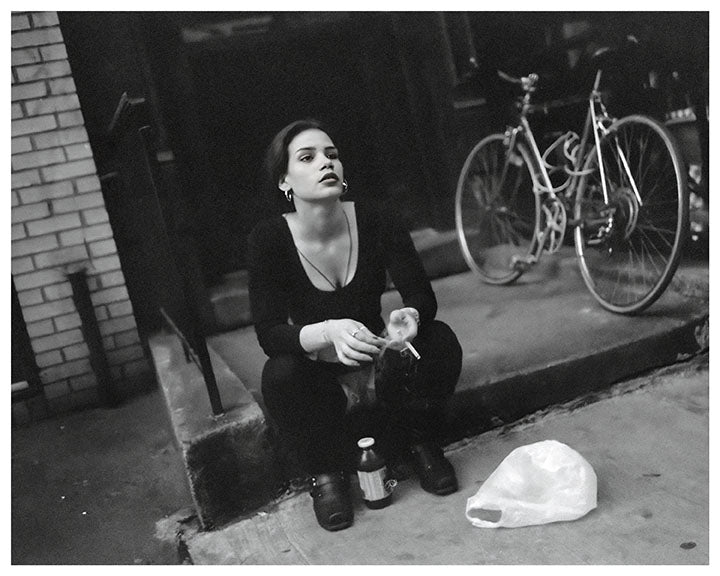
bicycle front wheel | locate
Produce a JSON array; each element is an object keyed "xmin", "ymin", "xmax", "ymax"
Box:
[
  {"xmin": 574, "ymin": 115, "xmax": 688, "ymax": 314},
  {"xmin": 455, "ymin": 134, "xmax": 540, "ymax": 284}
]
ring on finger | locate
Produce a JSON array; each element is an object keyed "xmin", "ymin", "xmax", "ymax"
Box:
[{"xmin": 351, "ymin": 328, "xmax": 361, "ymax": 338}]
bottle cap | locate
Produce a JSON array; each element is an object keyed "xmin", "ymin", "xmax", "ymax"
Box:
[{"xmin": 357, "ymin": 437, "xmax": 375, "ymax": 449}]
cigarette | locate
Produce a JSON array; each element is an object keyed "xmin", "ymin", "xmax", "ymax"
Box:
[{"xmin": 401, "ymin": 341, "xmax": 421, "ymax": 360}]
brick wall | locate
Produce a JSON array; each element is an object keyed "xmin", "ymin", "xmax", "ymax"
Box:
[{"xmin": 12, "ymin": 11, "xmax": 151, "ymax": 417}]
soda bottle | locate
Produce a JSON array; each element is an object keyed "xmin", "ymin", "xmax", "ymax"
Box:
[{"xmin": 356, "ymin": 437, "xmax": 393, "ymax": 509}]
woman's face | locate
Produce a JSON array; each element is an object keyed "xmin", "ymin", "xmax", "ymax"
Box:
[{"xmin": 279, "ymin": 129, "xmax": 344, "ymax": 202}]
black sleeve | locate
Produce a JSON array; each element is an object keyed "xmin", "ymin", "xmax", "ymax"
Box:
[
  {"xmin": 247, "ymin": 220, "xmax": 304, "ymax": 356},
  {"xmin": 380, "ymin": 209, "xmax": 438, "ymax": 324}
]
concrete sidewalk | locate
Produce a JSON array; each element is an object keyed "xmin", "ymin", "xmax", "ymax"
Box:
[{"xmin": 179, "ymin": 352, "xmax": 709, "ymax": 564}]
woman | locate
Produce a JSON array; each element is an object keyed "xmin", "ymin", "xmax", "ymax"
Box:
[{"xmin": 248, "ymin": 119, "xmax": 463, "ymax": 532}]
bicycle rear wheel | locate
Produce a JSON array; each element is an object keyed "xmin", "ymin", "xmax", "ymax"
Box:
[
  {"xmin": 455, "ymin": 134, "xmax": 540, "ymax": 284},
  {"xmin": 574, "ymin": 115, "xmax": 688, "ymax": 314}
]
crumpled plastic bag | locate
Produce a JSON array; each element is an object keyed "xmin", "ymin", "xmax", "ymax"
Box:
[{"xmin": 466, "ymin": 440, "xmax": 597, "ymax": 528}]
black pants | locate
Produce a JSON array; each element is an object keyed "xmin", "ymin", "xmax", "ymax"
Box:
[{"xmin": 261, "ymin": 320, "xmax": 462, "ymax": 475}]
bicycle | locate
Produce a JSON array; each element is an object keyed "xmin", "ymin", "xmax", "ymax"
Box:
[{"xmin": 455, "ymin": 63, "xmax": 689, "ymax": 314}]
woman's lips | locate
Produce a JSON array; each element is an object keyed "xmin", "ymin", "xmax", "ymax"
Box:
[{"xmin": 320, "ymin": 172, "xmax": 339, "ymax": 183}]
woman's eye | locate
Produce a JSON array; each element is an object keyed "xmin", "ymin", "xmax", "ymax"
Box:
[
  {"xmin": 299, "ymin": 155, "xmax": 312, "ymax": 162},
  {"xmin": 326, "ymin": 151, "xmax": 339, "ymax": 160}
]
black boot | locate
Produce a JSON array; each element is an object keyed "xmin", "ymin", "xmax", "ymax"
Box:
[
  {"xmin": 310, "ymin": 472, "xmax": 354, "ymax": 531},
  {"xmin": 410, "ymin": 442, "xmax": 458, "ymax": 496}
]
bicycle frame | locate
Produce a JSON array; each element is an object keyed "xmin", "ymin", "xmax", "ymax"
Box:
[{"xmin": 499, "ymin": 69, "xmax": 636, "ymax": 265}]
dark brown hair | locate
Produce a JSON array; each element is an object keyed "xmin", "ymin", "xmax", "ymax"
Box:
[{"xmin": 263, "ymin": 118, "xmax": 330, "ymax": 192}]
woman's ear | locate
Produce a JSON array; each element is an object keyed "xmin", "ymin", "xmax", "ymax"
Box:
[{"xmin": 278, "ymin": 176, "xmax": 290, "ymax": 192}]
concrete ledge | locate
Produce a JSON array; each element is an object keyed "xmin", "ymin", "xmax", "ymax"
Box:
[{"xmin": 149, "ymin": 332, "xmax": 279, "ymax": 530}]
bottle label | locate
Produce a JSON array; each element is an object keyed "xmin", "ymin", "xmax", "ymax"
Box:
[{"xmin": 358, "ymin": 466, "xmax": 390, "ymax": 501}]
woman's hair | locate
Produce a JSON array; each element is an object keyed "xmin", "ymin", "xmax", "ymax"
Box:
[{"xmin": 263, "ymin": 118, "xmax": 329, "ymax": 191}]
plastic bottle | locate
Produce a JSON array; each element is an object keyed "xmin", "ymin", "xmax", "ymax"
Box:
[{"xmin": 356, "ymin": 437, "xmax": 392, "ymax": 509}]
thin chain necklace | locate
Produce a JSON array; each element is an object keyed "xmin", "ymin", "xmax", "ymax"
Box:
[{"xmin": 295, "ymin": 207, "xmax": 353, "ymax": 290}]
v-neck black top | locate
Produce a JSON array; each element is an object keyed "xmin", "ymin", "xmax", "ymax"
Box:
[{"xmin": 247, "ymin": 202, "xmax": 437, "ymax": 357}]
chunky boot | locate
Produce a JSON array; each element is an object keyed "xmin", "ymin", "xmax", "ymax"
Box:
[
  {"xmin": 410, "ymin": 442, "xmax": 458, "ymax": 496},
  {"xmin": 310, "ymin": 472, "xmax": 354, "ymax": 531}
]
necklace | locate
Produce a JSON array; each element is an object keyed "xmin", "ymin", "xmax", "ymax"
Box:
[{"xmin": 295, "ymin": 208, "xmax": 353, "ymax": 290}]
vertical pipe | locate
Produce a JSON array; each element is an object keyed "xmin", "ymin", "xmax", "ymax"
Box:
[{"xmin": 68, "ymin": 269, "xmax": 118, "ymax": 407}]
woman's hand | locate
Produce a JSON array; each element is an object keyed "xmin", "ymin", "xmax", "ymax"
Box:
[
  {"xmin": 323, "ymin": 319, "xmax": 388, "ymax": 366},
  {"xmin": 386, "ymin": 307, "xmax": 419, "ymax": 351}
]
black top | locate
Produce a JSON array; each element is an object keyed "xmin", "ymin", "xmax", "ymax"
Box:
[{"xmin": 247, "ymin": 202, "xmax": 437, "ymax": 357}]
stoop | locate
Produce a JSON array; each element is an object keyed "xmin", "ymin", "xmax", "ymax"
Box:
[{"xmin": 149, "ymin": 332, "xmax": 279, "ymax": 530}]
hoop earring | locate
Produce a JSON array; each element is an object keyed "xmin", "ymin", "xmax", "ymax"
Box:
[
  {"xmin": 342, "ymin": 179, "xmax": 348, "ymax": 196},
  {"xmin": 284, "ymin": 189, "xmax": 293, "ymax": 202}
]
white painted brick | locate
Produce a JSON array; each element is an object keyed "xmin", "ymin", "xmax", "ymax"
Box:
[
  {"xmin": 32, "ymin": 126, "xmax": 87, "ymax": 150},
  {"xmin": 39, "ymin": 43, "xmax": 67, "ymax": 62},
  {"xmin": 57, "ymin": 110, "xmax": 84, "ymax": 128},
  {"xmin": 75, "ymin": 175, "xmax": 101, "ymax": 193},
  {"xmin": 26, "ymin": 213, "xmax": 81, "ymax": 236},
  {"xmin": 21, "ymin": 297, "xmax": 75, "ymax": 322},
  {"xmin": 12, "ymin": 27, "xmax": 63, "ymax": 49},
  {"xmin": 48, "ymin": 77, "xmax": 76, "ymax": 95},
  {"xmin": 12, "ymin": 14, "xmax": 31, "ymax": 31},
  {"xmin": 12, "ymin": 202, "xmax": 51, "ymax": 224},
  {"xmin": 90, "ymin": 254, "xmax": 121, "ymax": 273},
  {"xmin": 12, "ymin": 256, "xmax": 35, "ymax": 275},
  {"xmin": 89, "ymin": 238, "xmax": 117, "ymax": 257},
  {"xmin": 32, "ymin": 328, "xmax": 84, "ymax": 353},
  {"xmin": 58, "ymin": 228, "xmax": 85, "ymax": 247},
  {"xmin": 95, "ymin": 306, "xmax": 109, "ymax": 321},
  {"xmin": 54, "ymin": 312, "xmax": 82, "ymax": 332},
  {"xmin": 17, "ymin": 288, "xmax": 44, "ymax": 306},
  {"xmin": 12, "ymin": 190, "xmax": 20, "ymax": 207},
  {"xmin": 68, "ymin": 373, "xmax": 97, "ymax": 391},
  {"xmin": 62, "ymin": 342, "xmax": 90, "ymax": 361},
  {"xmin": 41, "ymin": 159, "xmax": 96, "ymax": 183},
  {"xmin": 103, "ymin": 335, "xmax": 115, "ymax": 350},
  {"xmin": 35, "ymin": 349, "xmax": 63, "ymax": 368},
  {"xmin": 12, "ymin": 234, "xmax": 59, "ymax": 258},
  {"xmin": 42, "ymin": 281, "xmax": 73, "ymax": 301},
  {"xmin": 26, "ymin": 319, "xmax": 55, "ymax": 338},
  {"xmin": 65, "ymin": 142, "xmax": 93, "ymax": 160},
  {"xmin": 99, "ymin": 315, "xmax": 137, "ymax": 337},
  {"xmin": 33, "ymin": 244, "xmax": 89, "ymax": 269},
  {"xmin": 108, "ymin": 299, "xmax": 133, "ymax": 318},
  {"xmin": 11, "ymin": 81, "xmax": 47, "ymax": 102},
  {"xmin": 12, "ymin": 47, "xmax": 41, "ymax": 66},
  {"xmin": 114, "ymin": 329, "xmax": 140, "ymax": 348},
  {"xmin": 15, "ymin": 60, "xmax": 71, "ymax": 82},
  {"xmin": 12, "ymin": 148, "xmax": 66, "ymax": 171},
  {"xmin": 12, "ymin": 223, "xmax": 27, "ymax": 241},
  {"xmin": 82, "ymin": 207, "xmax": 109, "ymax": 225},
  {"xmin": 107, "ymin": 344, "xmax": 145, "ymax": 364},
  {"xmin": 12, "ymin": 169, "xmax": 42, "ymax": 189},
  {"xmin": 42, "ymin": 380, "xmax": 70, "ymax": 399},
  {"xmin": 25, "ymin": 94, "xmax": 80, "ymax": 116},
  {"xmin": 99, "ymin": 270, "xmax": 125, "ymax": 288},
  {"xmin": 90, "ymin": 286, "xmax": 129, "ymax": 306},
  {"xmin": 13, "ymin": 267, "xmax": 65, "ymax": 290},
  {"xmin": 12, "ymin": 114, "xmax": 57, "ymax": 137},
  {"xmin": 82, "ymin": 223, "xmax": 113, "ymax": 242},
  {"xmin": 11, "ymin": 137, "xmax": 33, "ymax": 154},
  {"xmin": 31, "ymin": 12, "xmax": 61, "ymax": 27},
  {"xmin": 40, "ymin": 357, "xmax": 92, "ymax": 382},
  {"xmin": 18, "ymin": 180, "xmax": 73, "ymax": 203},
  {"xmin": 52, "ymin": 191, "xmax": 104, "ymax": 214},
  {"xmin": 11, "ymin": 103, "xmax": 23, "ymax": 120}
]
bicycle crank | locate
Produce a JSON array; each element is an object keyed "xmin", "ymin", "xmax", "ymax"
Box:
[{"xmin": 539, "ymin": 197, "xmax": 567, "ymax": 253}]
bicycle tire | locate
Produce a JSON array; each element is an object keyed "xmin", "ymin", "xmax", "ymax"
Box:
[
  {"xmin": 455, "ymin": 134, "xmax": 540, "ymax": 284},
  {"xmin": 574, "ymin": 114, "xmax": 689, "ymax": 314}
]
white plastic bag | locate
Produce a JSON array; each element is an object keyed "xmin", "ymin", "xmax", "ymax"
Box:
[{"xmin": 466, "ymin": 440, "xmax": 597, "ymax": 528}]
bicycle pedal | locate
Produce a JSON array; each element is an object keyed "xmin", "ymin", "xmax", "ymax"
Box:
[{"xmin": 511, "ymin": 255, "xmax": 537, "ymax": 271}]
